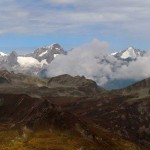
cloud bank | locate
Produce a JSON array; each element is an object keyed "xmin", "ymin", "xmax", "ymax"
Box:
[
  {"xmin": 46, "ymin": 39, "xmax": 150, "ymax": 86},
  {"xmin": 47, "ymin": 39, "xmax": 111, "ymax": 85},
  {"xmin": 114, "ymin": 53, "xmax": 150, "ymax": 81},
  {"xmin": 1, "ymin": 0, "xmax": 150, "ymax": 37}
]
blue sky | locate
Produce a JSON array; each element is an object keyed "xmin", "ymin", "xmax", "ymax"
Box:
[{"xmin": 0, "ymin": 0, "xmax": 150, "ymax": 54}]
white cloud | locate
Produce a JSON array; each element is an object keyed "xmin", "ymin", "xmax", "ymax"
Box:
[
  {"xmin": 113, "ymin": 53, "xmax": 150, "ymax": 80},
  {"xmin": 43, "ymin": 0, "xmax": 79, "ymax": 4},
  {"xmin": 46, "ymin": 39, "xmax": 114, "ymax": 85},
  {"xmin": 0, "ymin": 0, "xmax": 150, "ymax": 37},
  {"xmin": 46, "ymin": 39, "xmax": 150, "ymax": 86}
]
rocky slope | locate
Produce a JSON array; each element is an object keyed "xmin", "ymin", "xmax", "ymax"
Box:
[
  {"xmin": 47, "ymin": 74, "xmax": 104, "ymax": 95},
  {"xmin": 0, "ymin": 93, "xmax": 146, "ymax": 150},
  {"xmin": 0, "ymin": 71, "xmax": 148, "ymax": 149},
  {"xmin": 27, "ymin": 43, "xmax": 66, "ymax": 63},
  {"xmin": 0, "ymin": 71, "xmax": 103, "ymax": 97},
  {"xmin": 121, "ymin": 77, "xmax": 150, "ymax": 97},
  {"xmin": 60, "ymin": 82, "xmax": 150, "ymax": 148}
]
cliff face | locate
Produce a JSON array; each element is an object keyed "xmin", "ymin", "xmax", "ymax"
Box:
[{"xmin": 48, "ymin": 74, "xmax": 104, "ymax": 95}]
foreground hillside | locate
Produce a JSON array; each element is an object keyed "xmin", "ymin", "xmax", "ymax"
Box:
[
  {"xmin": 0, "ymin": 71, "xmax": 148, "ymax": 149},
  {"xmin": 0, "ymin": 94, "xmax": 144, "ymax": 150},
  {"xmin": 58, "ymin": 80, "xmax": 150, "ymax": 149}
]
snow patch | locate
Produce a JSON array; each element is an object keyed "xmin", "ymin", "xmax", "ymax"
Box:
[
  {"xmin": 41, "ymin": 59, "xmax": 48, "ymax": 66},
  {"xmin": 55, "ymin": 48, "xmax": 60, "ymax": 50},
  {"xmin": 121, "ymin": 47, "xmax": 137, "ymax": 59},
  {"xmin": 54, "ymin": 54, "xmax": 59, "ymax": 58},
  {"xmin": 45, "ymin": 45, "xmax": 52, "ymax": 49},
  {"xmin": 39, "ymin": 50, "xmax": 48, "ymax": 57},
  {"xmin": 111, "ymin": 52, "xmax": 118, "ymax": 56},
  {"xmin": 46, "ymin": 43, "xmax": 57, "ymax": 49},
  {"xmin": 17, "ymin": 57, "xmax": 41, "ymax": 67},
  {"xmin": 0, "ymin": 52, "xmax": 7, "ymax": 56}
]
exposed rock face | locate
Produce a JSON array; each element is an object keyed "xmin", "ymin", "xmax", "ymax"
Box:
[
  {"xmin": 48, "ymin": 74, "xmax": 104, "ymax": 95},
  {"xmin": 0, "ymin": 71, "xmax": 103, "ymax": 97},
  {"xmin": 122, "ymin": 77, "xmax": 150, "ymax": 96},
  {"xmin": 8, "ymin": 51, "xmax": 18, "ymax": 66},
  {"xmin": 27, "ymin": 43, "xmax": 66, "ymax": 63}
]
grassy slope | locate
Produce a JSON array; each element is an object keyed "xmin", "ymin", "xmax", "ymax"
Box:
[{"xmin": 0, "ymin": 123, "xmax": 146, "ymax": 150}]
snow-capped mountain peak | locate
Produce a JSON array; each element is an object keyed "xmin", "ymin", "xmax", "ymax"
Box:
[
  {"xmin": 0, "ymin": 43, "xmax": 66, "ymax": 76},
  {"xmin": 111, "ymin": 52, "xmax": 118, "ymax": 56},
  {"xmin": 44, "ymin": 43, "xmax": 62, "ymax": 51},
  {"xmin": 45, "ymin": 43, "xmax": 57, "ymax": 49},
  {"xmin": 127, "ymin": 46, "xmax": 134, "ymax": 50},
  {"xmin": 112, "ymin": 47, "xmax": 145, "ymax": 60},
  {"xmin": 26, "ymin": 43, "xmax": 66, "ymax": 64},
  {"xmin": 45, "ymin": 44, "xmax": 54, "ymax": 49},
  {"xmin": 39, "ymin": 50, "xmax": 48, "ymax": 57},
  {"xmin": 121, "ymin": 47, "xmax": 137, "ymax": 59},
  {"xmin": 0, "ymin": 52, "xmax": 7, "ymax": 56}
]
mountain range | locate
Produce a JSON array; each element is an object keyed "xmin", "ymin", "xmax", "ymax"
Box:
[
  {"xmin": 0, "ymin": 44, "xmax": 146, "ymax": 89},
  {"xmin": 0, "ymin": 43, "xmax": 66, "ymax": 76}
]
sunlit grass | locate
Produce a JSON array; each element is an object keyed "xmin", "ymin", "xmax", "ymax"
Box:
[{"xmin": 0, "ymin": 129, "xmax": 98, "ymax": 150}]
